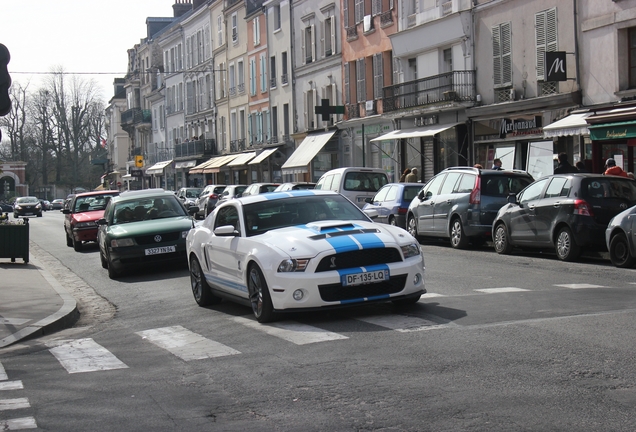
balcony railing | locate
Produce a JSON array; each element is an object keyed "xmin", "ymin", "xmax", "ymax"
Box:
[
  {"xmin": 281, "ymin": 73, "xmax": 288, "ymax": 85},
  {"xmin": 346, "ymin": 103, "xmax": 360, "ymax": 119},
  {"xmin": 230, "ymin": 138, "xmax": 247, "ymax": 153},
  {"xmin": 380, "ymin": 10, "xmax": 393, "ymax": 26},
  {"xmin": 346, "ymin": 26, "xmax": 358, "ymax": 40},
  {"xmin": 174, "ymin": 139, "xmax": 216, "ymax": 158},
  {"xmin": 146, "ymin": 149, "xmax": 173, "ymax": 166},
  {"xmin": 270, "ymin": 77, "xmax": 277, "ymax": 88},
  {"xmin": 121, "ymin": 108, "xmax": 151, "ymax": 126},
  {"xmin": 383, "ymin": 70, "xmax": 476, "ymax": 113},
  {"xmin": 238, "ymin": 83, "xmax": 245, "ymax": 93}
]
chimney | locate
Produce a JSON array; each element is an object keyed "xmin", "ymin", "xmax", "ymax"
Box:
[
  {"xmin": 193, "ymin": 0, "xmax": 206, "ymax": 10},
  {"xmin": 173, "ymin": 0, "xmax": 192, "ymax": 17}
]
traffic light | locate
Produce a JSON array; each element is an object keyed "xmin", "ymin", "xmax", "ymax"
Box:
[
  {"xmin": 0, "ymin": 44, "xmax": 11, "ymax": 117},
  {"xmin": 135, "ymin": 155, "xmax": 144, "ymax": 167}
]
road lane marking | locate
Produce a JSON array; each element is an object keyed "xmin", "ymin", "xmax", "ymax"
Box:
[
  {"xmin": 0, "ymin": 362, "xmax": 6, "ymax": 380},
  {"xmin": 355, "ymin": 314, "xmax": 447, "ymax": 332},
  {"xmin": 232, "ymin": 316, "xmax": 349, "ymax": 345},
  {"xmin": 475, "ymin": 287, "xmax": 530, "ymax": 293},
  {"xmin": 0, "ymin": 417, "xmax": 37, "ymax": 430},
  {"xmin": 0, "ymin": 398, "xmax": 30, "ymax": 411},
  {"xmin": 0, "ymin": 381, "xmax": 23, "ymax": 391},
  {"xmin": 554, "ymin": 284, "xmax": 606, "ymax": 289},
  {"xmin": 47, "ymin": 338, "xmax": 128, "ymax": 374},
  {"xmin": 420, "ymin": 293, "xmax": 445, "ymax": 298},
  {"xmin": 0, "ymin": 318, "xmax": 30, "ymax": 326},
  {"xmin": 136, "ymin": 326, "xmax": 240, "ymax": 361}
]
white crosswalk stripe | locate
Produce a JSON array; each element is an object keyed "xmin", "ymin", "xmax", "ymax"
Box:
[
  {"xmin": 355, "ymin": 314, "xmax": 446, "ymax": 332},
  {"xmin": 232, "ymin": 316, "xmax": 349, "ymax": 345},
  {"xmin": 0, "ymin": 417, "xmax": 37, "ymax": 430},
  {"xmin": 421, "ymin": 293, "xmax": 445, "ymax": 298},
  {"xmin": 0, "ymin": 361, "xmax": 7, "ymax": 380},
  {"xmin": 475, "ymin": 287, "xmax": 530, "ymax": 293},
  {"xmin": 0, "ymin": 381, "xmax": 23, "ymax": 391},
  {"xmin": 136, "ymin": 326, "xmax": 240, "ymax": 361},
  {"xmin": 554, "ymin": 284, "xmax": 606, "ymax": 289},
  {"xmin": 47, "ymin": 338, "xmax": 128, "ymax": 374},
  {"xmin": 0, "ymin": 398, "xmax": 30, "ymax": 411}
]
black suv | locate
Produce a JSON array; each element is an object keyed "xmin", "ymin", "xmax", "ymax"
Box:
[
  {"xmin": 407, "ymin": 167, "xmax": 534, "ymax": 248},
  {"xmin": 492, "ymin": 173, "xmax": 636, "ymax": 261}
]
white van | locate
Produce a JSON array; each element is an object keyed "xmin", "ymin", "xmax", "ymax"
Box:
[{"xmin": 314, "ymin": 167, "xmax": 389, "ymax": 208}]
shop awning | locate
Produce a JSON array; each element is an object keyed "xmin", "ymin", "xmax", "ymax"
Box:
[
  {"xmin": 145, "ymin": 160, "xmax": 173, "ymax": 175},
  {"xmin": 248, "ymin": 147, "xmax": 279, "ymax": 165},
  {"xmin": 370, "ymin": 123, "xmax": 459, "ymax": 142},
  {"xmin": 281, "ymin": 131, "xmax": 336, "ymax": 174},
  {"xmin": 588, "ymin": 120, "xmax": 636, "ymax": 141},
  {"xmin": 227, "ymin": 152, "xmax": 257, "ymax": 167},
  {"xmin": 189, "ymin": 158, "xmax": 217, "ymax": 174},
  {"xmin": 174, "ymin": 160, "xmax": 197, "ymax": 169},
  {"xmin": 543, "ymin": 113, "xmax": 591, "ymax": 138},
  {"xmin": 203, "ymin": 154, "xmax": 239, "ymax": 173},
  {"xmin": 122, "ymin": 174, "xmax": 132, "ymax": 180}
]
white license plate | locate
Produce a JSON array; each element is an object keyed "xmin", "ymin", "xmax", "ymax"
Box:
[
  {"xmin": 342, "ymin": 269, "xmax": 389, "ymax": 286},
  {"xmin": 145, "ymin": 245, "xmax": 176, "ymax": 256},
  {"xmin": 24, "ymin": 212, "xmax": 33, "ymax": 215}
]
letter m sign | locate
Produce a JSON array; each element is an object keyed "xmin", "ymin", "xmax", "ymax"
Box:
[{"xmin": 545, "ymin": 51, "xmax": 567, "ymax": 82}]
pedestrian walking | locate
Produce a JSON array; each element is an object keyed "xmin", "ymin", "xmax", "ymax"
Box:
[
  {"xmin": 491, "ymin": 159, "xmax": 503, "ymax": 170},
  {"xmin": 405, "ymin": 168, "xmax": 418, "ymax": 182},
  {"xmin": 604, "ymin": 158, "xmax": 629, "ymax": 177},
  {"xmin": 554, "ymin": 153, "xmax": 579, "ymax": 174},
  {"xmin": 399, "ymin": 168, "xmax": 411, "ymax": 183}
]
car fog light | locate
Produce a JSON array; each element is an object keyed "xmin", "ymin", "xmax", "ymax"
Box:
[
  {"xmin": 413, "ymin": 273, "xmax": 421, "ymax": 285},
  {"xmin": 293, "ymin": 289, "xmax": 304, "ymax": 301}
]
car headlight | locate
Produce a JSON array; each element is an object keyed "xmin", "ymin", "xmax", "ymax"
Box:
[
  {"xmin": 110, "ymin": 238, "xmax": 135, "ymax": 247},
  {"xmin": 75, "ymin": 221, "xmax": 96, "ymax": 229},
  {"xmin": 36, "ymin": 204, "xmax": 42, "ymax": 209},
  {"xmin": 277, "ymin": 258, "xmax": 310, "ymax": 272},
  {"xmin": 401, "ymin": 243, "xmax": 421, "ymax": 259},
  {"xmin": 14, "ymin": 205, "xmax": 22, "ymax": 210}
]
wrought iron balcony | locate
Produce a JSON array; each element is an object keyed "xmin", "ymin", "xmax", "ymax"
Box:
[
  {"xmin": 121, "ymin": 108, "xmax": 151, "ymax": 126},
  {"xmin": 281, "ymin": 74, "xmax": 288, "ymax": 85},
  {"xmin": 146, "ymin": 149, "xmax": 173, "ymax": 166},
  {"xmin": 270, "ymin": 77, "xmax": 277, "ymax": 88},
  {"xmin": 174, "ymin": 139, "xmax": 216, "ymax": 158},
  {"xmin": 382, "ymin": 70, "xmax": 476, "ymax": 113}
]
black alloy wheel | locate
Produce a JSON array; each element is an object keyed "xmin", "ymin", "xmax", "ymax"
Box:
[{"xmin": 248, "ymin": 264, "xmax": 275, "ymax": 323}]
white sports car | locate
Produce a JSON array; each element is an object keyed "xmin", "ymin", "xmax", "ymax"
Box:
[{"xmin": 186, "ymin": 190, "xmax": 426, "ymax": 322}]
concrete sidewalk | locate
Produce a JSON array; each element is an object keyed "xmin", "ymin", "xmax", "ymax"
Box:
[{"xmin": 0, "ymin": 248, "xmax": 79, "ymax": 348}]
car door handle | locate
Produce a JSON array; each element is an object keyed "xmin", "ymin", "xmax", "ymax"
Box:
[
  {"xmin": 528, "ymin": 205, "xmax": 535, "ymax": 210},
  {"xmin": 553, "ymin": 202, "xmax": 561, "ymax": 207},
  {"xmin": 446, "ymin": 199, "xmax": 452, "ymax": 203}
]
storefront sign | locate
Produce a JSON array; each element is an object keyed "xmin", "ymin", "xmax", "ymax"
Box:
[
  {"xmin": 130, "ymin": 168, "xmax": 143, "ymax": 178},
  {"xmin": 545, "ymin": 51, "xmax": 567, "ymax": 82},
  {"xmin": 589, "ymin": 121, "xmax": 636, "ymax": 141},
  {"xmin": 500, "ymin": 116, "xmax": 543, "ymax": 138}
]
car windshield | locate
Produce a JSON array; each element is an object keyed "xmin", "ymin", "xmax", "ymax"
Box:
[
  {"xmin": 185, "ymin": 189, "xmax": 202, "ymax": 198},
  {"xmin": 403, "ymin": 186, "xmax": 422, "ymax": 202},
  {"xmin": 74, "ymin": 194, "xmax": 118, "ymax": 212},
  {"xmin": 17, "ymin": 197, "xmax": 39, "ymax": 204},
  {"xmin": 112, "ymin": 196, "xmax": 188, "ymax": 224},
  {"xmin": 343, "ymin": 172, "xmax": 388, "ymax": 192},
  {"xmin": 243, "ymin": 195, "xmax": 369, "ymax": 237},
  {"xmin": 581, "ymin": 178, "xmax": 636, "ymax": 200}
]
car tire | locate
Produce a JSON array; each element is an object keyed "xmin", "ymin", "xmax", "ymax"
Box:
[
  {"xmin": 407, "ymin": 215, "xmax": 422, "ymax": 242},
  {"xmin": 37, "ymin": 213, "xmax": 42, "ymax": 217},
  {"xmin": 609, "ymin": 233, "xmax": 636, "ymax": 268},
  {"xmin": 13, "ymin": 213, "xmax": 18, "ymax": 218},
  {"xmin": 248, "ymin": 264, "xmax": 276, "ymax": 323},
  {"xmin": 66, "ymin": 232, "xmax": 73, "ymax": 247},
  {"xmin": 99, "ymin": 248, "xmax": 108, "ymax": 269},
  {"xmin": 72, "ymin": 235, "xmax": 83, "ymax": 252},
  {"xmin": 392, "ymin": 295, "xmax": 421, "ymax": 307},
  {"xmin": 555, "ymin": 226, "xmax": 580, "ymax": 262},
  {"xmin": 107, "ymin": 254, "xmax": 121, "ymax": 279},
  {"xmin": 189, "ymin": 256, "xmax": 222, "ymax": 306},
  {"xmin": 388, "ymin": 216, "xmax": 397, "ymax": 226},
  {"xmin": 450, "ymin": 218, "xmax": 469, "ymax": 249},
  {"xmin": 493, "ymin": 223, "xmax": 513, "ymax": 254}
]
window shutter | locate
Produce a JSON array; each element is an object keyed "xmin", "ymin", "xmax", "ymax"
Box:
[
  {"xmin": 311, "ymin": 25, "xmax": 316, "ymax": 62},
  {"xmin": 302, "ymin": 28, "xmax": 306, "ymax": 65},
  {"xmin": 535, "ymin": 11, "xmax": 546, "ymax": 80},
  {"xmin": 344, "ymin": 0, "xmax": 349, "ymax": 28},
  {"xmin": 355, "ymin": 0, "xmax": 364, "ymax": 24},
  {"xmin": 330, "ymin": 17, "xmax": 336, "ymax": 55},
  {"xmin": 492, "ymin": 24, "xmax": 502, "ymax": 87},
  {"xmin": 304, "ymin": 91, "xmax": 308, "ymax": 129},
  {"xmin": 373, "ymin": 53, "xmax": 383, "ymax": 99},
  {"xmin": 501, "ymin": 22, "xmax": 512, "ymax": 86},
  {"xmin": 393, "ymin": 56, "xmax": 401, "ymax": 85},
  {"xmin": 344, "ymin": 62, "xmax": 350, "ymax": 104},
  {"xmin": 373, "ymin": 0, "xmax": 381, "ymax": 16}
]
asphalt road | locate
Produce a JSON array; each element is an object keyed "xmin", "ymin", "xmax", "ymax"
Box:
[{"xmin": 2, "ymin": 210, "xmax": 636, "ymax": 431}]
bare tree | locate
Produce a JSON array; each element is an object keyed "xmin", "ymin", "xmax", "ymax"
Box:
[{"xmin": 0, "ymin": 82, "xmax": 30, "ymax": 161}]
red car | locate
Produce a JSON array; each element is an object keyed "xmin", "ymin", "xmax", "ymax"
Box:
[{"xmin": 63, "ymin": 190, "xmax": 120, "ymax": 251}]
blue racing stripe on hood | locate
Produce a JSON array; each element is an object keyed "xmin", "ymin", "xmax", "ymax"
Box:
[{"xmin": 324, "ymin": 225, "xmax": 386, "ymax": 253}]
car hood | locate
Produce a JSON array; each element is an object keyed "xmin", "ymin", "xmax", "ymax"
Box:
[
  {"xmin": 107, "ymin": 216, "xmax": 194, "ymax": 237},
  {"xmin": 608, "ymin": 204, "xmax": 636, "ymax": 229},
  {"xmin": 73, "ymin": 210, "xmax": 105, "ymax": 222},
  {"xmin": 256, "ymin": 220, "xmax": 414, "ymax": 258}
]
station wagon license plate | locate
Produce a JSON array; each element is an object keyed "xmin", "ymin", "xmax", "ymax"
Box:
[
  {"xmin": 342, "ymin": 269, "xmax": 389, "ymax": 286},
  {"xmin": 145, "ymin": 245, "xmax": 176, "ymax": 256}
]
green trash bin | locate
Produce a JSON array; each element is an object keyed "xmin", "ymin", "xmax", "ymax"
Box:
[{"xmin": 0, "ymin": 218, "xmax": 29, "ymax": 263}]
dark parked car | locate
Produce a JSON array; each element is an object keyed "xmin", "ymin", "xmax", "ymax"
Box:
[
  {"xmin": 97, "ymin": 189, "xmax": 196, "ymax": 279},
  {"xmin": 194, "ymin": 184, "xmax": 226, "ymax": 219},
  {"xmin": 407, "ymin": 167, "xmax": 533, "ymax": 248},
  {"xmin": 63, "ymin": 190, "xmax": 120, "ymax": 251},
  {"xmin": 605, "ymin": 204, "xmax": 636, "ymax": 268},
  {"xmin": 362, "ymin": 183, "xmax": 421, "ymax": 229},
  {"xmin": 13, "ymin": 196, "xmax": 43, "ymax": 218},
  {"xmin": 0, "ymin": 202, "xmax": 13, "ymax": 213},
  {"xmin": 493, "ymin": 173, "xmax": 636, "ymax": 261},
  {"xmin": 51, "ymin": 199, "xmax": 65, "ymax": 210}
]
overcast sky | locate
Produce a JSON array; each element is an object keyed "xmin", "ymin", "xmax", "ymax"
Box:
[{"xmin": 1, "ymin": 0, "xmax": 176, "ymax": 102}]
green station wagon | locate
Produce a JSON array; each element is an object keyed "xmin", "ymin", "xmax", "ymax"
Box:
[{"xmin": 97, "ymin": 189, "xmax": 197, "ymax": 279}]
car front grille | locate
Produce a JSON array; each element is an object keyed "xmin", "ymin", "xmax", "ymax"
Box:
[
  {"xmin": 318, "ymin": 274, "xmax": 408, "ymax": 302},
  {"xmin": 315, "ymin": 248, "xmax": 402, "ymax": 272},
  {"xmin": 135, "ymin": 231, "xmax": 181, "ymax": 245}
]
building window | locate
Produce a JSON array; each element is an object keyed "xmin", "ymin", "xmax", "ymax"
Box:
[
  {"xmin": 274, "ymin": 4, "xmax": 281, "ymax": 30},
  {"xmin": 306, "ymin": 89, "xmax": 316, "ymax": 130},
  {"xmin": 229, "ymin": 63, "xmax": 236, "ymax": 97},
  {"xmin": 217, "ymin": 15, "xmax": 223, "ymax": 47},
  {"xmin": 303, "ymin": 25, "xmax": 315, "ymax": 64},
  {"xmin": 356, "ymin": 58, "xmax": 366, "ymax": 103},
  {"xmin": 283, "ymin": 103, "xmax": 290, "ymax": 136},
  {"xmin": 492, "ymin": 22, "xmax": 512, "ymax": 88},
  {"xmin": 260, "ymin": 53, "xmax": 268, "ymax": 93},
  {"xmin": 281, "ymin": 51, "xmax": 288, "ymax": 84},
  {"xmin": 238, "ymin": 60, "xmax": 245, "ymax": 94},
  {"xmin": 373, "ymin": 53, "xmax": 383, "ymax": 100},
  {"xmin": 325, "ymin": 16, "xmax": 335, "ymax": 56},
  {"xmin": 270, "ymin": 55, "xmax": 277, "ymax": 88},
  {"xmin": 272, "ymin": 106, "xmax": 278, "ymax": 141},
  {"xmin": 630, "ymin": 27, "xmax": 636, "ymax": 88},
  {"xmin": 250, "ymin": 58, "xmax": 257, "ymax": 96},
  {"xmin": 253, "ymin": 17, "xmax": 260, "ymax": 45},
  {"xmin": 355, "ymin": 0, "xmax": 364, "ymax": 24},
  {"xmin": 536, "ymin": 8, "xmax": 557, "ymax": 81},
  {"xmin": 232, "ymin": 13, "xmax": 238, "ymax": 43}
]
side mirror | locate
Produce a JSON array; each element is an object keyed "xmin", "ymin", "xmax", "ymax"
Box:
[
  {"xmin": 417, "ymin": 190, "xmax": 425, "ymax": 200},
  {"xmin": 214, "ymin": 225, "xmax": 239, "ymax": 237},
  {"xmin": 507, "ymin": 193, "xmax": 518, "ymax": 204},
  {"xmin": 62, "ymin": 209, "xmax": 70, "ymax": 214},
  {"xmin": 96, "ymin": 218, "xmax": 107, "ymax": 226},
  {"xmin": 188, "ymin": 206, "xmax": 199, "ymax": 215},
  {"xmin": 365, "ymin": 197, "xmax": 373, "ymax": 203},
  {"xmin": 363, "ymin": 209, "xmax": 379, "ymax": 219}
]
